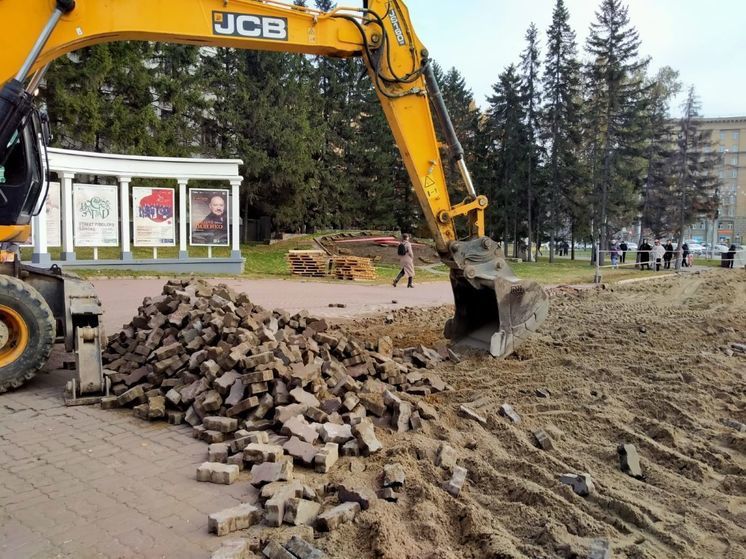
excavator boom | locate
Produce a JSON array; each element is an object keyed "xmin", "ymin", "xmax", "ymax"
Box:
[{"xmin": 0, "ymin": 0, "xmax": 548, "ymax": 394}]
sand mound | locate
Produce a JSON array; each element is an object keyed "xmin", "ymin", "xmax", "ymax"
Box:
[{"xmin": 321, "ymin": 269, "xmax": 746, "ymax": 558}]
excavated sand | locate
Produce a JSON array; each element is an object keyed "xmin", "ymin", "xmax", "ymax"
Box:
[{"xmin": 313, "ymin": 269, "xmax": 746, "ymax": 559}]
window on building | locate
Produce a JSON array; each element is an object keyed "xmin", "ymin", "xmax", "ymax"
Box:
[
  {"xmin": 719, "ymin": 146, "xmax": 726, "ymax": 153},
  {"xmin": 732, "ymin": 155, "xmax": 738, "ymax": 166},
  {"xmin": 734, "ymin": 145, "xmax": 740, "ymax": 153},
  {"xmin": 719, "ymin": 170, "xmax": 724, "ymax": 178},
  {"xmin": 720, "ymin": 131, "xmax": 726, "ymax": 141},
  {"xmin": 733, "ymin": 170, "xmax": 738, "ymax": 178},
  {"xmin": 734, "ymin": 131, "xmax": 740, "ymax": 141}
]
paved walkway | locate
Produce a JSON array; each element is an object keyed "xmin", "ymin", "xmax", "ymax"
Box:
[
  {"xmin": 0, "ymin": 350, "xmax": 254, "ymax": 559},
  {"xmin": 92, "ymin": 278, "xmax": 454, "ymax": 334}
]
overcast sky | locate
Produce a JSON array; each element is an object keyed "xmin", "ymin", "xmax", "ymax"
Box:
[{"xmin": 326, "ymin": 0, "xmax": 745, "ymax": 117}]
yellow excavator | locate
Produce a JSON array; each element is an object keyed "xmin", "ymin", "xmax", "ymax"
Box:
[{"xmin": 0, "ymin": 0, "xmax": 549, "ymax": 397}]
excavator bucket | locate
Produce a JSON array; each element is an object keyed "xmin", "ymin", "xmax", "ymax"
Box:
[{"xmin": 443, "ymin": 237, "xmax": 549, "ymax": 357}]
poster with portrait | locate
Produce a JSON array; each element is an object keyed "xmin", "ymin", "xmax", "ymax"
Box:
[
  {"xmin": 132, "ymin": 187, "xmax": 176, "ymax": 247},
  {"xmin": 18, "ymin": 181, "xmax": 61, "ymax": 247},
  {"xmin": 73, "ymin": 183, "xmax": 119, "ymax": 247},
  {"xmin": 189, "ymin": 188, "xmax": 229, "ymax": 246}
]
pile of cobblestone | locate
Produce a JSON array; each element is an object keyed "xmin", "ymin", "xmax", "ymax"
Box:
[{"xmin": 100, "ymin": 278, "xmax": 451, "ymax": 548}]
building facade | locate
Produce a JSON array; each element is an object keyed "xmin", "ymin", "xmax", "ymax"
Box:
[{"xmin": 688, "ymin": 116, "xmax": 746, "ymax": 246}]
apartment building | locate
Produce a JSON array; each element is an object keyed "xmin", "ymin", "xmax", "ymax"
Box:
[{"xmin": 688, "ymin": 116, "xmax": 746, "ymax": 245}]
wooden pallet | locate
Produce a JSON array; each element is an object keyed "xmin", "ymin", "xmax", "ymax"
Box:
[
  {"xmin": 286, "ymin": 250, "xmax": 329, "ymax": 277},
  {"xmin": 330, "ymin": 255, "xmax": 377, "ymax": 280}
]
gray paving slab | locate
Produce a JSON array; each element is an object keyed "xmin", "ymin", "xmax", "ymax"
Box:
[{"xmin": 0, "ymin": 354, "xmax": 251, "ymax": 559}]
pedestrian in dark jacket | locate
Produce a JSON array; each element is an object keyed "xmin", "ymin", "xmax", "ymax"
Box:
[
  {"xmin": 663, "ymin": 240, "xmax": 674, "ymax": 269},
  {"xmin": 619, "ymin": 241, "xmax": 628, "ymax": 263},
  {"xmin": 639, "ymin": 239, "xmax": 652, "ymax": 270},
  {"xmin": 681, "ymin": 243, "xmax": 690, "ymax": 267},
  {"xmin": 725, "ymin": 244, "xmax": 737, "ymax": 268}
]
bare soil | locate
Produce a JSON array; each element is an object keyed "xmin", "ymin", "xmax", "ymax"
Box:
[{"xmin": 314, "ymin": 269, "xmax": 746, "ymax": 558}]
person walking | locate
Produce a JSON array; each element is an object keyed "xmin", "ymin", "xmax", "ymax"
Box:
[
  {"xmin": 639, "ymin": 239, "xmax": 652, "ymax": 270},
  {"xmin": 619, "ymin": 240, "xmax": 628, "ymax": 263},
  {"xmin": 663, "ymin": 240, "xmax": 674, "ymax": 269},
  {"xmin": 609, "ymin": 240, "xmax": 620, "ymax": 269},
  {"xmin": 681, "ymin": 242, "xmax": 690, "ymax": 268},
  {"xmin": 392, "ymin": 233, "xmax": 415, "ymax": 288},
  {"xmin": 652, "ymin": 239, "xmax": 665, "ymax": 271}
]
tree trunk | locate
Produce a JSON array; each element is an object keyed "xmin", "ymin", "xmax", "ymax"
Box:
[{"xmin": 570, "ymin": 221, "xmax": 575, "ymax": 261}]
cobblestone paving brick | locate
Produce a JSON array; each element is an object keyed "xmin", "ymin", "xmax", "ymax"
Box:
[{"xmin": 0, "ymin": 355, "xmax": 249, "ymax": 559}]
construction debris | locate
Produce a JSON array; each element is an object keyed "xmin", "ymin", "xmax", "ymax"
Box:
[
  {"xmin": 330, "ymin": 256, "xmax": 376, "ymax": 281},
  {"xmin": 617, "ymin": 443, "xmax": 644, "ymax": 479},
  {"xmin": 286, "ymin": 250, "xmax": 329, "ymax": 278},
  {"xmin": 499, "ymin": 403, "xmax": 522, "ymax": 424},
  {"xmin": 559, "ymin": 473, "xmax": 595, "ymax": 497},
  {"xmin": 101, "ymin": 278, "xmax": 454, "ymax": 544}
]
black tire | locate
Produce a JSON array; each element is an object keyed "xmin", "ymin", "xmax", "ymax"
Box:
[{"xmin": 0, "ymin": 275, "xmax": 56, "ymax": 393}]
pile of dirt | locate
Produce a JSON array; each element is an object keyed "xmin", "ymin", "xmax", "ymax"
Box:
[{"xmin": 316, "ymin": 269, "xmax": 746, "ymax": 558}]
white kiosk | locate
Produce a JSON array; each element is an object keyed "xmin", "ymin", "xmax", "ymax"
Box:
[{"xmin": 29, "ymin": 147, "xmax": 244, "ymax": 273}]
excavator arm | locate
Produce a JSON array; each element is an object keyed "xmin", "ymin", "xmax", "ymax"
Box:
[{"xmin": 0, "ymin": 0, "xmax": 548, "ymax": 360}]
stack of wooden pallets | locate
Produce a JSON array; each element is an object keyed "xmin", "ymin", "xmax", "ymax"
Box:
[
  {"xmin": 330, "ymin": 255, "xmax": 377, "ymax": 280},
  {"xmin": 286, "ymin": 250, "xmax": 329, "ymax": 277}
]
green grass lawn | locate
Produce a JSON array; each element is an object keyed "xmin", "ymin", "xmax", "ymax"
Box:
[{"xmin": 19, "ymin": 237, "xmax": 719, "ymax": 285}]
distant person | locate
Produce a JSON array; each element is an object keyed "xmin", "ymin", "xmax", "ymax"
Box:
[
  {"xmin": 563, "ymin": 241, "xmax": 570, "ymax": 256},
  {"xmin": 392, "ymin": 233, "xmax": 415, "ymax": 288},
  {"xmin": 639, "ymin": 239, "xmax": 652, "ymax": 270},
  {"xmin": 619, "ymin": 240, "xmax": 628, "ymax": 263},
  {"xmin": 725, "ymin": 244, "xmax": 737, "ymax": 268},
  {"xmin": 609, "ymin": 240, "xmax": 620, "ymax": 269},
  {"xmin": 663, "ymin": 240, "xmax": 674, "ymax": 269},
  {"xmin": 652, "ymin": 239, "xmax": 665, "ymax": 271},
  {"xmin": 681, "ymin": 243, "xmax": 690, "ymax": 268}
]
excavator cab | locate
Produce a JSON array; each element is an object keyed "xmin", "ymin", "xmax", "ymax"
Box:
[
  {"xmin": 0, "ymin": 80, "xmax": 50, "ymax": 228},
  {"xmin": 0, "ymin": 76, "xmax": 105, "ymax": 401}
]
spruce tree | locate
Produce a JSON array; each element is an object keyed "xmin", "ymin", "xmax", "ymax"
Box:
[
  {"xmin": 639, "ymin": 67, "xmax": 680, "ymax": 240},
  {"xmin": 150, "ymin": 44, "xmax": 206, "ymax": 157},
  {"xmin": 671, "ymin": 86, "xmax": 720, "ymax": 268},
  {"xmin": 519, "ymin": 23, "xmax": 542, "ymax": 261},
  {"xmin": 431, "ymin": 63, "xmax": 482, "ymax": 207},
  {"xmin": 542, "ymin": 0, "xmax": 583, "ymax": 261},
  {"xmin": 584, "ymin": 0, "xmax": 650, "ymax": 262},
  {"xmin": 487, "ymin": 65, "xmax": 528, "ymax": 255}
]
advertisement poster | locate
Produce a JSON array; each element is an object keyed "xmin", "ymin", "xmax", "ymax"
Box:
[
  {"xmin": 46, "ymin": 181, "xmax": 61, "ymax": 247},
  {"xmin": 73, "ymin": 183, "xmax": 119, "ymax": 247},
  {"xmin": 20, "ymin": 181, "xmax": 61, "ymax": 247},
  {"xmin": 189, "ymin": 188, "xmax": 229, "ymax": 246},
  {"xmin": 132, "ymin": 187, "xmax": 176, "ymax": 247}
]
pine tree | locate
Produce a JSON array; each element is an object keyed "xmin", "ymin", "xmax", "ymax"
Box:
[
  {"xmin": 584, "ymin": 0, "xmax": 650, "ymax": 262},
  {"xmin": 542, "ymin": 0, "xmax": 583, "ymax": 261}
]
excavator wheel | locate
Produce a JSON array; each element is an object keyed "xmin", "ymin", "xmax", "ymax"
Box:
[{"xmin": 0, "ymin": 275, "xmax": 55, "ymax": 392}]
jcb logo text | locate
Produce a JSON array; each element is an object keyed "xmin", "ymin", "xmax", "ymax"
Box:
[{"xmin": 213, "ymin": 12, "xmax": 288, "ymax": 41}]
